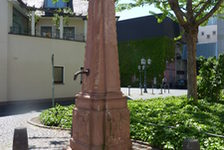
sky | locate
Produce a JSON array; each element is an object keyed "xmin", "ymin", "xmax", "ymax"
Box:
[{"xmin": 116, "ymin": 0, "xmax": 161, "ymax": 21}]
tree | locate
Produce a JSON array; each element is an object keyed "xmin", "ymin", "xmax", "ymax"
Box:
[{"xmin": 117, "ymin": 0, "xmax": 224, "ymax": 101}]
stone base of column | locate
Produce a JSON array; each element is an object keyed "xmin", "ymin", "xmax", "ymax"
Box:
[{"xmin": 70, "ymin": 92, "xmax": 132, "ymax": 150}]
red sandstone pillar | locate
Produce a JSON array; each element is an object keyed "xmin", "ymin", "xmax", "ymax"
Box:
[{"xmin": 69, "ymin": 0, "xmax": 131, "ymax": 150}]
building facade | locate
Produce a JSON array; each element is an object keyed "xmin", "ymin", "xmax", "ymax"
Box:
[
  {"xmin": 0, "ymin": 0, "xmax": 88, "ymax": 102},
  {"xmin": 116, "ymin": 15, "xmax": 181, "ymax": 88}
]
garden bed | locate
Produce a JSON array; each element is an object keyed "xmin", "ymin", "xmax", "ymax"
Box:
[{"xmin": 40, "ymin": 96, "xmax": 224, "ymax": 149}]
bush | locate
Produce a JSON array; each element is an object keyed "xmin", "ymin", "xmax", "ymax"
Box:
[
  {"xmin": 197, "ymin": 55, "xmax": 224, "ymax": 101},
  {"xmin": 40, "ymin": 97, "xmax": 224, "ymax": 149},
  {"xmin": 128, "ymin": 97, "xmax": 224, "ymax": 149},
  {"xmin": 40, "ymin": 104, "xmax": 74, "ymax": 129}
]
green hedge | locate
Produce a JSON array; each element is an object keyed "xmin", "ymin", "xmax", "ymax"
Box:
[
  {"xmin": 118, "ymin": 37, "xmax": 175, "ymax": 87},
  {"xmin": 197, "ymin": 55, "xmax": 224, "ymax": 101}
]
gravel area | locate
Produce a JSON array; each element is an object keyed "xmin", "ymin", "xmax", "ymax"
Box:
[{"xmin": 0, "ymin": 111, "xmax": 70, "ymax": 150}]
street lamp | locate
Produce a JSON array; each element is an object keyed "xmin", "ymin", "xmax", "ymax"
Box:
[
  {"xmin": 138, "ymin": 65, "xmax": 142, "ymax": 95},
  {"xmin": 166, "ymin": 60, "xmax": 170, "ymax": 93},
  {"xmin": 141, "ymin": 58, "xmax": 151, "ymax": 93}
]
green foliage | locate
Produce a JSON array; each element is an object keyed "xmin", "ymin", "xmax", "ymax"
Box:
[
  {"xmin": 52, "ymin": 0, "xmax": 70, "ymax": 4},
  {"xmin": 118, "ymin": 37, "xmax": 175, "ymax": 87},
  {"xmin": 40, "ymin": 104, "xmax": 74, "ymax": 129},
  {"xmin": 117, "ymin": 0, "xmax": 224, "ymax": 101},
  {"xmin": 116, "ymin": 0, "xmax": 224, "ymax": 25},
  {"xmin": 197, "ymin": 55, "xmax": 224, "ymax": 101},
  {"xmin": 128, "ymin": 96, "xmax": 224, "ymax": 149},
  {"xmin": 52, "ymin": 8, "xmax": 74, "ymax": 29},
  {"xmin": 40, "ymin": 97, "xmax": 224, "ymax": 149}
]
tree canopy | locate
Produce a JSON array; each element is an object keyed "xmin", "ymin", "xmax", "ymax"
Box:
[{"xmin": 117, "ymin": 0, "xmax": 224, "ymax": 26}]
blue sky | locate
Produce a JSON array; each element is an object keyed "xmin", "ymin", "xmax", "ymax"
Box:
[{"xmin": 116, "ymin": 0, "xmax": 161, "ymax": 20}]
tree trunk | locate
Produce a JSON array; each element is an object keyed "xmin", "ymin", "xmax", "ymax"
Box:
[{"xmin": 185, "ymin": 27, "xmax": 198, "ymax": 101}]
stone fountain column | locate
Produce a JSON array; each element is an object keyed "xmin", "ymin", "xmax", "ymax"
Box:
[{"xmin": 69, "ymin": 0, "xmax": 131, "ymax": 150}]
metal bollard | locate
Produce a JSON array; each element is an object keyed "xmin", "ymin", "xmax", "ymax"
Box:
[
  {"xmin": 160, "ymin": 84, "xmax": 163, "ymax": 94},
  {"xmin": 13, "ymin": 127, "xmax": 28, "ymax": 150},
  {"xmin": 168, "ymin": 84, "xmax": 170, "ymax": 93},
  {"xmin": 128, "ymin": 85, "xmax": 131, "ymax": 96},
  {"xmin": 183, "ymin": 139, "xmax": 200, "ymax": 150},
  {"xmin": 140, "ymin": 87, "xmax": 143, "ymax": 95},
  {"xmin": 152, "ymin": 84, "xmax": 154, "ymax": 95}
]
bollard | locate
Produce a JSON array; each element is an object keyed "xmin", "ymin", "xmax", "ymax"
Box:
[
  {"xmin": 140, "ymin": 87, "xmax": 143, "ymax": 95},
  {"xmin": 168, "ymin": 84, "xmax": 170, "ymax": 93},
  {"xmin": 183, "ymin": 139, "xmax": 200, "ymax": 150},
  {"xmin": 13, "ymin": 127, "xmax": 28, "ymax": 150},
  {"xmin": 152, "ymin": 84, "xmax": 154, "ymax": 95},
  {"xmin": 160, "ymin": 84, "xmax": 163, "ymax": 94},
  {"xmin": 164, "ymin": 84, "xmax": 166, "ymax": 93},
  {"xmin": 128, "ymin": 85, "xmax": 131, "ymax": 96}
]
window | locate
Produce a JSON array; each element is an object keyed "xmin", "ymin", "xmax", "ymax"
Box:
[
  {"xmin": 63, "ymin": 27, "xmax": 75, "ymax": 40},
  {"xmin": 12, "ymin": 7, "xmax": 29, "ymax": 34},
  {"xmin": 54, "ymin": 66, "xmax": 64, "ymax": 84},
  {"xmin": 207, "ymin": 34, "xmax": 210, "ymax": 39},
  {"xmin": 213, "ymin": 31, "xmax": 216, "ymax": 35},
  {"xmin": 176, "ymin": 71, "xmax": 185, "ymax": 75},
  {"xmin": 41, "ymin": 26, "xmax": 52, "ymax": 38},
  {"xmin": 44, "ymin": 0, "xmax": 67, "ymax": 8},
  {"xmin": 201, "ymin": 32, "xmax": 204, "ymax": 36}
]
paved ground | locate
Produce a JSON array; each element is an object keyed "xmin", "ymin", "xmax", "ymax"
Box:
[
  {"xmin": 0, "ymin": 111, "xmax": 71, "ymax": 150},
  {"xmin": 121, "ymin": 87, "xmax": 187, "ymax": 100},
  {"xmin": 0, "ymin": 88, "xmax": 187, "ymax": 150}
]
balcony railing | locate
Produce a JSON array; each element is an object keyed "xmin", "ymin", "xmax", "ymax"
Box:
[{"xmin": 9, "ymin": 26, "xmax": 85, "ymax": 42}]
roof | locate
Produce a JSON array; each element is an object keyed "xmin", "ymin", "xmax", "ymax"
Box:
[
  {"xmin": 116, "ymin": 15, "xmax": 180, "ymax": 42},
  {"xmin": 18, "ymin": 0, "xmax": 88, "ymax": 16}
]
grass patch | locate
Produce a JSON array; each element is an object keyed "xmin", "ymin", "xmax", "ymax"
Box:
[{"xmin": 40, "ymin": 96, "xmax": 224, "ymax": 149}]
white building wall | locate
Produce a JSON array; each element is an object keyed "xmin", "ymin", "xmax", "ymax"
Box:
[
  {"xmin": 0, "ymin": 0, "xmax": 9, "ymax": 102},
  {"xmin": 7, "ymin": 35, "xmax": 85, "ymax": 101},
  {"xmin": 198, "ymin": 25, "xmax": 217, "ymax": 44}
]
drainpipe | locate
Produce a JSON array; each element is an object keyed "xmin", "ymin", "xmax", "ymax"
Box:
[
  {"xmin": 84, "ymin": 19, "xmax": 87, "ymax": 41},
  {"xmin": 31, "ymin": 11, "xmax": 35, "ymax": 36},
  {"xmin": 59, "ymin": 16, "xmax": 63, "ymax": 39}
]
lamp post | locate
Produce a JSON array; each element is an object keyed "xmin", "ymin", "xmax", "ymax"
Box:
[
  {"xmin": 141, "ymin": 58, "xmax": 151, "ymax": 93},
  {"xmin": 138, "ymin": 65, "xmax": 143, "ymax": 95},
  {"xmin": 166, "ymin": 60, "xmax": 170, "ymax": 93}
]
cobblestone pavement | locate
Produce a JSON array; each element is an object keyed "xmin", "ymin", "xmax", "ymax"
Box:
[{"xmin": 0, "ymin": 112, "xmax": 70, "ymax": 150}]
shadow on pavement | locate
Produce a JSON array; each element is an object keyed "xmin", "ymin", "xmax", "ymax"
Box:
[
  {"xmin": 29, "ymin": 136, "xmax": 68, "ymax": 150},
  {"xmin": 0, "ymin": 98, "xmax": 75, "ymax": 117}
]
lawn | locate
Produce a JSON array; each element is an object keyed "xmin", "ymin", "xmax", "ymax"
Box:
[{"xmin": 40, "ymin": 96, "xmax": 224, "ymax": 149}]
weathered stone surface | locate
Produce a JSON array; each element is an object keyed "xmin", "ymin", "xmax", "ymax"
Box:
[
  {"xmin": 183, "ymin": 139, "xmax": 200, "ymax": 150},
  {"xmin": 70, "ymin": 0, "xmax": 131, "ymax": 149},
  {"xmin": 13, "ymin": 127, "xmax": 28, "ymax": 150}
]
